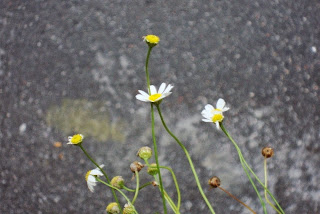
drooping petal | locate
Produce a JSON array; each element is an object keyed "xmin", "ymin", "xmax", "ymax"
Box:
[
  {"xmin": 202, "ymin": 118, "xmax": 212, "ymax": 122},
  {"xmin": 150, "ymin": 85, "xmax": 157, "ymax": 95},
  {"xmin": 215, "ymin": 122, "xmax": 220, "ymax": 129},
  {"xmin": 216, "ymin": 98, "xmax": 226, "ymax": 109},
  {"xmin": 158, "ymin": 83, "xmax": 166, "ymax": 94}
]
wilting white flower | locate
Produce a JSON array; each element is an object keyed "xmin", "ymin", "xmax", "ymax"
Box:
[
  {"xmin": 136, "ymin": 83, "xmax": 173, "ymax": 103},
  {"xmin": 201, "ymin": 98, "xmax": 229, "ymax": 129},
  {"xmin": 85, "ymin": 165, "xmax": 104, "ymax": 192}
]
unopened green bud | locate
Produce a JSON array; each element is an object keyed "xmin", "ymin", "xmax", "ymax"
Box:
[
  {"xmin": 106, "ymin": 202, "xmax": 120, "ymax": 214},
  {"xmin": 137, "ymin": 146, "xmax": 152, "ymax": 160},
  {"xmin": 147, "ymin": 163, "xmax": 159, "ymax": 176},
  {"xmin": 111, "ymin": 176, "xmax": 124, "ymax": 189},
  {"xmin": 123, "ymin": 203, "xmax": 135, "ymax": 214}
]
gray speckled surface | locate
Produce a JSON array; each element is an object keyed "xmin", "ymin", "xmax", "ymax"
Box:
[{"xmin": 1, "ymin": 0, "xmax": 319, "ymax": 213}]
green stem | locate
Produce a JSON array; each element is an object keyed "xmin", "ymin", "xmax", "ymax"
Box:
[
  {"xmin": 123, "ymin": 182, "xmax": 153, "ymax": 192},
  {"xmin": 159, "ymin": 166, "xmax": 181, "ymax": 211},
  {"xmin": 78, "ymin": 144, "xmax": 122, "ymax": 213},
  {"xmin": 220, "ymin": 124, "xmax": 285, "ymax": 214},
  {"xmin": 96, "ymin": 177, "xmax": 138, "ymax": 214},
  {"xmin": 243, "ymin": 155, "xmax": 285, "ymax": 214},
  {"xmin": 145, "ymin": 46, "xmax": 152, "ymax": 93},
  {"xmin": 145, "ymin": 160, "xmax": 179, "ymax": 213},
  {"xmin": 264, "ymin": 158, "xmax": 282, "ymax": 214},
  {"xmin": 132, "ymin": 171, "xmax": 140, "ymax": 204},
  {"xmin": 156, "ymin": 104, "xmax": 216, "ymax": 214},
  {"xmin": 219, "ymin": 124, "xmax": 267, "ymax": 213},
  {"xmin": 151, "ymin": 103, "xmax": 168, "ymax": 214}
]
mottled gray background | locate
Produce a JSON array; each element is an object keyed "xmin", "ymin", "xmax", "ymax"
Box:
[{"xmin": 1, "ymin": 0, "xmax": 319, "ymax": 213}]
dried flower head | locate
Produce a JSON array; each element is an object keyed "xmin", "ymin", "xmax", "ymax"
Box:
[
  {"xmin": 130, "ymin": 161, "xmax": 144, "ymax": 173},
  {"xmin": 262, "ymin": 147, "xmax": 274, "ymax": 158},
  {"xmin": 208, "ymin": 176, "xmax": 221, "ymax": 188}
]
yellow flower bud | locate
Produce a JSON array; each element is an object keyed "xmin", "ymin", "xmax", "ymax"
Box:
[
  {"xmin": 106, "ymin": 202, "xmax": 120, "ymax": 214},
  {"xmin": 143, "ymin": 35, "xmax": 160, "ymax": 47},
  {"xmin": 111, "ymin": 176, "xmax": 124, "ymax": 189}
]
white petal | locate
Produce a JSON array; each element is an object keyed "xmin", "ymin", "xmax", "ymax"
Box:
[
  {"xmin": 163, "ymin": 84, "xmax": 174, "ymax": 94},
  {"xmin": 215, "ymin": 122, "xmax": 220, "ymax": 129},
  {"xmin": 138, "ymin": 90, "xmax": 149, "ymax": 97},
  {"xmin": 202, "ymin": 118, "xmax": 212, "ymax": 122},
  {"xmin": 216, "ymin": 98, "xmax": 226, "ymax": 109},
  {"xmin": 222, "ymin": 107, "xmax": 230, "ymax": 112},
  {"xmin": 150, "ymin": 85, "xmax": 157, "ymax": 95},
  {"xmin": 158, "ymin": 83, "xmax": 166, "ymax": 94},
  {"xmin": 162, "ymin": 92, "xmax": 172, "ymax": 98},
  {"xmin": 87, "ymin": 181, "xmax": 96, "ymax": 192},
  {"xmin": 91, "ymin": 169, "xmax": 103, "ymax": 176},
  {"xmin": 136, "ymin": 94, "xmax": 149, "ymax": 102},
  {"xmin": 205, "ymin": 104, "xmax": 214, "ymax": 112}
]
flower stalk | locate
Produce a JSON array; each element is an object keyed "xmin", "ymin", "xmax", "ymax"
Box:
[{"xmin": 156, "ymin": 104, "xmax": 216, "ymax": 214}]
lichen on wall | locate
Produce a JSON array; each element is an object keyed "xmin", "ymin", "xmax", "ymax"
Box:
[{"xmin": 46, "ymin": 99, "xmax": 126, "ymax": 142}]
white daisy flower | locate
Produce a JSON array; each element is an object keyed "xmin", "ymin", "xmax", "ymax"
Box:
[
  {"xmin": 85, "ymin": 165, "xmax": 104, "ymax": 192},
  {"xmin": 136, "ymin": 83, "xmax": 173, "ymax": 103},
  {"xmin": 67, "ymin": 134, "xmax": 84, "ymax": 145},
  {"xmin": 201, "ymin": 98, "xmax": 230, "ymax": 129}
]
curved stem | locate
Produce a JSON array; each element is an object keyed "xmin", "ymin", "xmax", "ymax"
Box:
[
  {"xmin": 145, "ymin": 46, "xmax": 152, "ymax": 93},
  {"xmin": 123, "ymin": 182, "xmax": 153, "ymax": 192},
  {"xmin": 221, "ymin": 124, "xmax": 285, "ymax": 214},
  {"xmin": 132, "ymin": 171, "xmax": 140, "ymax": 204},
  {"xmin": 151, "ymin": 104, "xmax": 168, "ymax": 214},
  {"xmin": 219, "ymin": 124, "xmax": 267, "ymax": 213},
  {"xmin": 242, "ymin": 154, "xmax": 285, "ymax": 214},
  {"xmin": 159, "ymin": 166, "xmax": 181, "ymax": 211},
  {"xmin": 264, "ymin": 158, "xmax": 282, "ymax": 214},
  {"xmin": 78, "ymin": 144, "xmax": 122, "ymax": 213},
  {"xmin": 96, "ymin": 177, "xmax": 138, "ymax": 214},
  {"xmin": 144, "ymin": 160, "xmax": 179, "ymax": 213},
  {"xmin": 218, "ymin": 186, "xmax": 256, "ymax": 214},
  {"xmin": 156, "ymin": 104, "xmax": 216, "ymax": 214}
]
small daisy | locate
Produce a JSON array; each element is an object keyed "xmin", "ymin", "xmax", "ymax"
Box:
[
  {"xmin": 67, "ymin": 134, "xmax": 84, "ymax": 145},
  {"xmin": 143, "ymin": 35, "xmax": 160, "ymax": 47},
  {"xmin": 201, "ymin": 98, "xmax": 230, "ymax": 129},
  {"xmin": 85, "ymin": 165, "xmax": 104, "ymax": 192},
  {"xmin": 136, "ymin": 83, "xmax": 173, "ymax": 103}
]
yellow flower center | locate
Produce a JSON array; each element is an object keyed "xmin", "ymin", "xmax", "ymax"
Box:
[
  {"xmin": 212, "ymin": 113, "xmax": 224, "ymax": 123},
  {"xmin": 85, "ymin": 170, "xmax": 91, "ymax": 181},
  {"xmin": 149, "ymin": 93, "xmax": 162, "ymax": 102},
  {"xmin": 145, "ymin": 35, "xmax": 160, "ymax": 44},
  {"xmin": 71, "ymin": 134, "xmax": 83, "ymax": 144}
]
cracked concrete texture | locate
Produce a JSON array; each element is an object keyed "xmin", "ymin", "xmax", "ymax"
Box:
[{"xmin": 1, "ymin": 0, "xmax": 319, "ymax": 213}]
